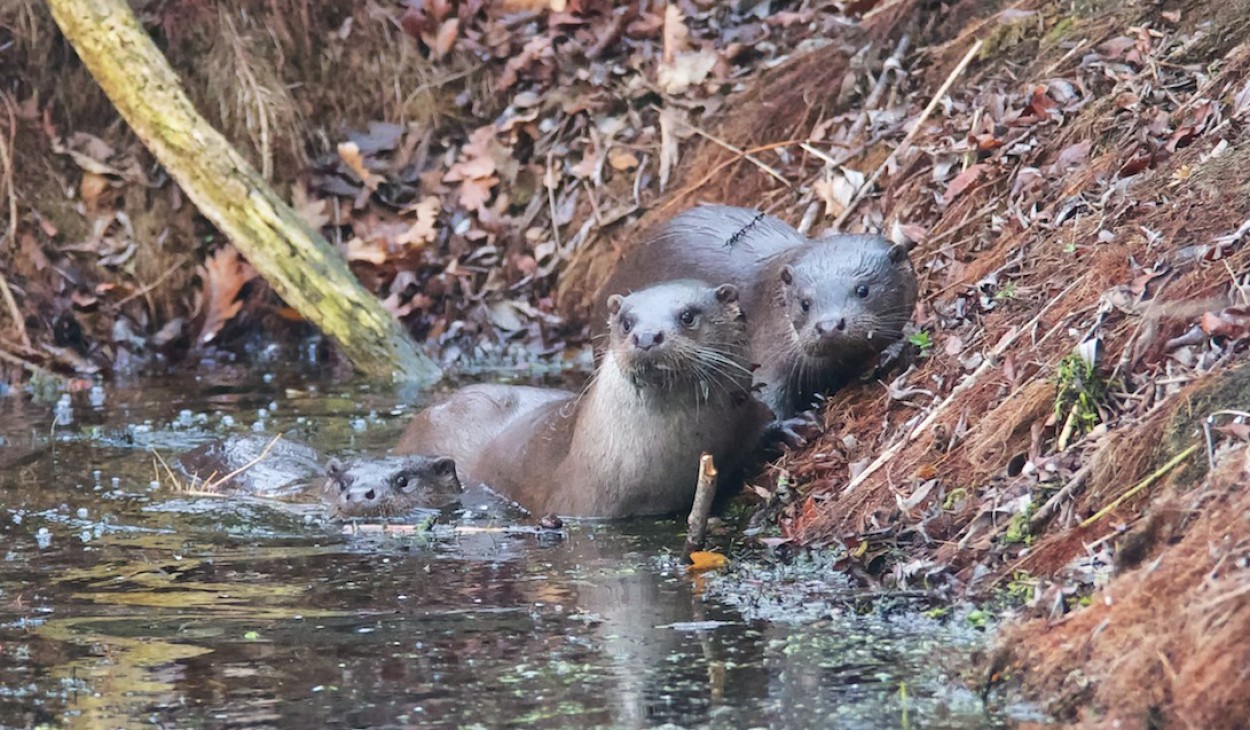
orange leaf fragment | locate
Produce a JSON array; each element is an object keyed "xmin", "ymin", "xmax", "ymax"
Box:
[{"xmin": 687, "ymin": 551, "xmax": 729, "ymax": 572}]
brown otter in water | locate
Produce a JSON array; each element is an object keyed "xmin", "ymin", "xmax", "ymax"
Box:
[
  {"xmin": 597, "ymin": 204, "xmax": 918, "ymax": 418},
  {"xmin": 395, "ymin": 280, "xmax": 771, "ymax": 519},
  {"xmin": 177, "ymin": 435, "xmax": 462, "ymax": 519}
]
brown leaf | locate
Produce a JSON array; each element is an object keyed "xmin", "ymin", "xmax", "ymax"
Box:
[
  {"xmin": 197, "ymin": 247, "xmax": 256, "ymax": 344},
  {"xmin": 80, "ymin": 172, "xmax": 109, "ymax": 208},
  {"xmin": 607, "ymin": 148, "xmax": 639, "ymax": 171},
  {"xmin": 432, "ymin": 18, "xmax": 458, "ymax": 60},
  {"xmin": 1199, "ymin": 306, "xmax": 1250, "ymax": 339},
  {"xmin": 291, "ymin": 185, "xmax": 331, "ymax": 230},
  {"xmin": 943, "ymin": 164, "xmax": 986, "ymax": 205},
  {"xmin": 337, "ymin": 141, "xmax": 382, "ymax": 191},
  {"xmin": 397, "ymin": 196, "xmax": 441, "ymax": 247},
  {"xmin": 661, "ymin": 3, "xmax": 690, "ymax": 61},
  {"xmin": 459, "ymin": 176, "xmax": 498, "ymax": 211}
]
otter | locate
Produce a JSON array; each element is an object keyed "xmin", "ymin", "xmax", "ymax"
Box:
[
  {"xmin": 395, "ymin": 280, "xmax": 771, "ymax": 519},
  {"xmin": 597, "ymin": 204, "xmax": 918, "ymax": 418},
  {"xmin": 176, "ymin": 435, "xmax": 462, "ymax": 519}
]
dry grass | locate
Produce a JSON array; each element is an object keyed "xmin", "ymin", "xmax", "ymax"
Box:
[{"xmin": 1000, "ymin": 446, "xmax": 1250, "ymax": 728}]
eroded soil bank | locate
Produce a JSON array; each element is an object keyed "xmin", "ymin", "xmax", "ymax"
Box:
[{"xmin": 2, "ymin": 0, "xmax": 1249, "ymax": 725}]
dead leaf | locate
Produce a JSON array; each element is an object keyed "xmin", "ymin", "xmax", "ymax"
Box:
[
  {"xmin": 292, "ymin": 185, "xmax": 331, "ymax": 230},
  {"xmin": 1199, "ymin": 306, "xmax": 1250, "ymax": 339},
  {"xmin": 458, "ymin": 176, "xmax": 498, "ymax": 212},
  {"xmin": 943, "ymin": 164, "xmax": 987, "ymax": 205},
  {"xmin": 607, "ymin": 148, "xmax": 639, "ymax": 171},
  {"xmin": 657, "ymin": 47, "xmax": 718, "ymax": 95},
  {"xmin": 197, "ymin": 247, "xmax": 256, "ymax": 344},
  {"xmin": 80, "ymin": 172, "xmax": 109, "ymax": 208},
  {"xmin": 687, "ymin": 551, "xmax": 728, "ymax": 572},
  {"xmin": 397, "ymin": 196, "xmax": 442, "ymax": 247},
  {"xmin": 432, "ymin": 18, "xmax": 458, "ymax": 60},
  {"xmin": 337, "ymin": 141, "xmax": 382, "ymax": 191}
]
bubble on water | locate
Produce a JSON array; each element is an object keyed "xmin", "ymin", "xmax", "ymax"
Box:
[
  {"xmin": 88, "ymin": 385, "xmax": 106, "ymax": 409},
  {"xmin": 79, "ymin": 530, "xmax": 91, "ymax": 543},
  {"xmin": 175, "ymin": 409, "xmax": 195, "ymax": 428},
  {"xmin": 350, "ymin": 418, "xmax": 367, "ymax": 432},
  {"xmin": 251, "ymin": 420, "xmax": 266, "ymax": 433},
  {"xmin": 91, "ymin": 470, "xmax": 102, "ymax": 482},
  {"xmin": 11, "ymin": 513, "xmax": 22, "ymax": 525},
  {"xmin": 257, "ymin": 408, "xmax": 269, "ymax": 419},
  {"xmin": 149, "ymin": 480, "xmax": 160, "ymax": 490},
  {"xmin": 53, "ymin": 394, "xmax": 74, "ymax": 427},
  {"xmin": 296, "ymin": 416, "xmax": 307, "ymax": 425},
  {"xmin": 262, "ymin": 372, "xmax": 275, "ymax": 383},
  {"xmin": 268, "ymin": 401, "xmax": 278, "ymax": 412},
  {"xmin": 221, "ymin": 415, "xmax": 235, "ymax": 428},
  {"xmin": 76, "ymin": 508, "xmax": 88, "ymax": 520},
  {"xmin": 35, "ymin": 528, "xmax": 51, "ymax": 550},
  {"xmin": 111, "ymin": 477, "xmax": 120, "ymax": 488}
]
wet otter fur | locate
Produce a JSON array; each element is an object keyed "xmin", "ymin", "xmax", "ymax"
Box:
[
  {"xmin": 597, "ymin": 204, "xmax": 918, "ymax": 418},
  {"xmin": 396, "ymin": 280, "xmax": 771, "ymax": 519},
  {"xmin": 177, "ymin": 435, "xmax": 462, "ymax": 519}
]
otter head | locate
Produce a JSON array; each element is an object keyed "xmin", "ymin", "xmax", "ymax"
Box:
[
  {"xmin": 323, "ymin": 455, "xmax": 461, "ymax": 520},
  {"xmin": 777, "ymin": 237, "xmax": 916, "ymax": 360},
  {"xmin": 606, "ymin": 280, "xmax": 751, "ymax": 395}
]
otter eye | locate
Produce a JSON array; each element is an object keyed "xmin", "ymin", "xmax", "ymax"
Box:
[
  {"xmin": 856, "ymin": 285, "xmax": 870, "ymax": 298},
  {"xmin": 800, "ymin": 298, "xmax": 812, "ymax": 313},
  {"xmin": 620, "ymin": 316, "xmax": 634, "ymax": 334},
  {"xmin": 393, "ymin": 473, "xmax": 408, "ymax": 490},
  {"xmin": 679, "ymin": 308, "xmax": 698, "ymax": 327}
]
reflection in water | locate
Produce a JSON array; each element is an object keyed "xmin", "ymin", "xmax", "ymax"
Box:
[{"xmin": 0, "ymin": 373, "xmax": 1031, "ymax": 728}]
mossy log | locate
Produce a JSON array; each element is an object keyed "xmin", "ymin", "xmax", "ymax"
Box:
[{"xmin": 46, "ymin": 0, "xmax": 442, "ymax": 384}]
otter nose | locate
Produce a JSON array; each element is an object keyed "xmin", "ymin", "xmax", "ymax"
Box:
[
  {"xmin": 345, "ymin": 487, "xmax": 376, "ymax": 504},
  {"xmin": 814, "ymin": 318, "xmax": 846, "ymax": 337},
  {"xmin": 632, "ymin": 330, "xmax": 665, "ymax": 350}
]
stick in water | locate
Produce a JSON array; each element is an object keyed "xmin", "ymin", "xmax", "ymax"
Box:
[{"xmin": 683, "ymin": 453, "xmax": 718, "ymax": 562}]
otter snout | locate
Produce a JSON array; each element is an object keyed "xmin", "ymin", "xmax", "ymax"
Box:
[
  {"xmin": 814, "ymin": 317, "xmax": 847, "ymax": 337},
  {"xmin": 340, "ymin": 484, "xmax": 381, "ymax": 507},
  {"xmin": 631, "ymin": 330, "xmax": 666, "ymax": 350}
]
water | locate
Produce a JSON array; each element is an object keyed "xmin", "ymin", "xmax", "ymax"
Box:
[{"xmin": 0, "ymin": 370, "xmax": 1037, "ymax": 729}]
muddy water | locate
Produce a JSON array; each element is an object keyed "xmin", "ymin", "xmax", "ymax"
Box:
[{"xmin": 0, "ymin": 370, "xmax": 1034, "ymax": 729}]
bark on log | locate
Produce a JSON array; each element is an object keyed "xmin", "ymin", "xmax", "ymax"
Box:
[{"xmin": 46, "ymin": 0, "xmax": 442, "ymax": 384}]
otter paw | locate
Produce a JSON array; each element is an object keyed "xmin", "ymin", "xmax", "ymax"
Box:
[{"xmin": 764, "ymin": 412, "xmax": 821, "ymax": 450}]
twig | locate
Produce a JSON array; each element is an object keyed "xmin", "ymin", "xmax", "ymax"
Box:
[
  {"xmin": 841, "ymin": 274, "xmax": 1085, "ymax": 497},
  {"xmin": 832, "ymin": 39, "xmax": 983, "ymax": 231},
  {"xmin": 848, "ymin": 34, "xmax": 911, "ymax": 142},
  {"xmin": 0, "ymin": 94, "xmax": 29, "ymax": 349},
  {"xmin": 115, "ymin": 256, "xmax": 189, "ymax": 307},
  {"xmin": 1079, "ymin": 444, "xmax": 1200, "ymax": 528},
  {"xmin": 660, "ymin": 139, "xmax": 801, "ymax": 214},
  {"xmin": 0, "ymin": 346, "xmax": 54, "ymax": 378},
  {"xmin": 682, "ymin": 453, "xmax": 719, "ymax": 562},
  {"xmin": 657, "ymin": 107, "xmax": 792, "ymax": 189},
  {"xmin": 1029, "ymin": 464, "xmax": 1091, "ymax": 533},
  {"xmin": 157, "ymin": 433, "xmax": 285, "ymax": 495},
  {"xmin": 1203, "ymin": 410, "xmax": 1250, "ymax": 470}
]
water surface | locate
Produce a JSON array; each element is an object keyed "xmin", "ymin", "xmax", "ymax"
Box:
[{"xmin": 0, "ymin": 370, "xmax": 1033, "ymax": 728}]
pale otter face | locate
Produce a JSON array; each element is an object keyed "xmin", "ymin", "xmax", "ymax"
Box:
[
  {"xmin": 779, "ymin": 239, "xmax": 914, "ymax": 360},
  {"xmin": 323, "ymin": 455, "xmax": 461, "ymax": 519},
  {"xmin": 606, "ymin": 280, "xmax": 749, "ymax": 393}
]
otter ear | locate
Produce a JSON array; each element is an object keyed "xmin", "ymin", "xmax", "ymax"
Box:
[
  {"xmin": 607, "ymin": 294, "xmax": 624, "ymax": 316},
  {"xmin": 431, "ymin": 456, "xmax": 456, "ymax": 476},
  {"xmin": 779, "ymin": 265, "xmax": 794, "ymax": 286},
  {"xmin": 325, "ymin": 458, "xmax": 344, "ymax": 478},
  {"xmin": 714, "ymin": 284, "xmax": 739, "ymax": 304},
  {"xmin": 888, "ymin": 243, "xmax": 909, "ymax": 264}
]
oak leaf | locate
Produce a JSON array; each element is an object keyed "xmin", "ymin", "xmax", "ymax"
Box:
[{"xmin": 196, "ymin": 247, "xmax": 256, "ymax": 344}]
